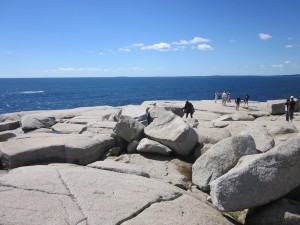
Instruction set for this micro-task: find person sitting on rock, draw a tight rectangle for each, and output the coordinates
[183,101,194,118]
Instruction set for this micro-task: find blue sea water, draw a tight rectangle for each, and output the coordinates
[1,76,300,114]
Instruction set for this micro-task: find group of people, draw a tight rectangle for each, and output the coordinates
[214,91,250,110]
[285,96,296,122]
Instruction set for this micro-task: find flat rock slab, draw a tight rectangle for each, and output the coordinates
[0,121,20,132]
[51,123,87,134]
[0,164,234,225]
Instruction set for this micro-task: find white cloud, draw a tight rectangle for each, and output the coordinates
[272,64,284,69]
[58,67,75,71]
[258,33,272,40]
[118,48,130,52]
[285,44,293,48]
[128,66,144,71]
[197,44,214,51]
[132,43,144,47]
[172,36,210,45]
[141,42,171,51]
[284,60,291,64]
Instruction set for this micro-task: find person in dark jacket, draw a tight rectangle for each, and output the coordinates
[183,101,194,118]
[289,96,296,121]
[284,98,290,121]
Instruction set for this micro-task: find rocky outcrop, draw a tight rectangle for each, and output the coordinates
[121,105,149,125]
[0,120,20,132]
[0,164,234,225]
[192,135,257,191]
[197,127,231,144]
[144,112,198,156]
[136,138,172,156]
[21,114,56,131]
[210,136,300,212]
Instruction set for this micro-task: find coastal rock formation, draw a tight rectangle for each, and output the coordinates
[21,114,56,131]
[210,136,300,212]
[144,112,198,156]
[0,99,300,224]
[192,135,257,191]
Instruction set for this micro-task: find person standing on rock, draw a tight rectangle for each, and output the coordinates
[235,96,241,110]
[244,94,250,107]
[289,96,296,122]
[183,101,195,118]
[222,91,227,106]
[284,98,290,121]
[214,91,218,103]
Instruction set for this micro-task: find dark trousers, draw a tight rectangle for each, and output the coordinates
[286,111,289,121]
[289,110,294,121]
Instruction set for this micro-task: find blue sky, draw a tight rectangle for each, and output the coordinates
[1,0,300,77]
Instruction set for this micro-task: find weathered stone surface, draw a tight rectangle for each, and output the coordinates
[231,113,255,121]
[121,105,149,125]
[123,194,234,225]
[0,121,20,132]
[241,125,275,152]
[227,122,250,136]
[108,154,192,189]
[51,123,87,134]
[21,114,56,131]
[245,198,300,225]
[113,115,145,142]
[127,140,139,153]
[183,118,199,128]
[192,135,257,191]
[87,160,150,177]
[136,138,172,156]
[210,137,300,212]
[197,127,231,144]
[144,113,198,156]
[0,164,234,225]
[267,100,286,115]
[0,133,115,169]
[0,130,17,142]
[83,121,116,136]
[213,121,229,128]
[147,106,174,124]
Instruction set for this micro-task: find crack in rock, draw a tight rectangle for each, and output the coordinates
[57,170,89,225]
[117,192,183,225]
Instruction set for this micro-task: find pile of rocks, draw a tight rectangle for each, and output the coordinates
[0,99,299,225]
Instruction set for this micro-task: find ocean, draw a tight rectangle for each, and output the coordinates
[1,76,300,114]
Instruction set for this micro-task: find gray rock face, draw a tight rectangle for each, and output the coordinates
[121,105,149,125]
[210,136,300,212]
[245,198,300,225]
[87,161,150,177]
[267,100,286,115]
[51,123,87,134]
[0,164,234,225]
[136,138,172,156]
[144,113,198,156]
[0,134,115,169]
[0,131,17,142]
[127,140,139,153]
[0,121,20,132]
[192,135,257,191]
[241,125,275,152]
[197,127,232,144]
[147,106,174,124]
[21,114,56,131]
[113,115,145,142]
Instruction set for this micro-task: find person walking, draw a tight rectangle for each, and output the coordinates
[289,96,296,122]
[244,94,250,107]
[182,101,195,118]
[284,98,290,121]
[235,96,241,110]
[214,91,218,103]
[222,91,227,106]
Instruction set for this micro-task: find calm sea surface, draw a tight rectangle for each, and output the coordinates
[1,76,300,114]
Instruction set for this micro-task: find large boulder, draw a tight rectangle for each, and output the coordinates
[113,115,145,142]
[245,198,300,225]
[192,135,257,191]
[121,105,149,125]
[144,113,198,156]
[21,114,56,131]
[51,123,87,134]
[0,121,20,132]
[0,164,234,225]
[266,100,286,115]
[210,136,300,212]
[197,127,231,144]
[136,138,172,156]
[241,125,275,152]
[0,133,115,169]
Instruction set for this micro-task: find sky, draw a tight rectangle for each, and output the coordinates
[1,0,300,77]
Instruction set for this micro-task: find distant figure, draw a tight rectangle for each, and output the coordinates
[227,91,231,103]
[214,91,218,103]
[182,101,195,118]
[222,91,227,106]
[244,94,250,107]
[289,96,296,122]
[235,96,241,110]
[284,98,290,121]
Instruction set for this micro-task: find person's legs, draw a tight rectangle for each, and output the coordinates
[286,111,289,121]
[289,110,294,121]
